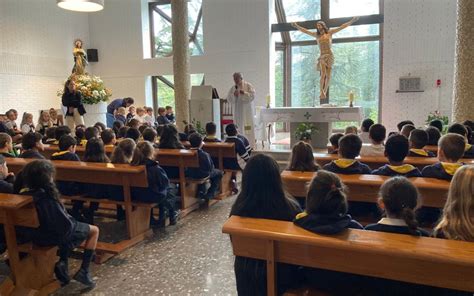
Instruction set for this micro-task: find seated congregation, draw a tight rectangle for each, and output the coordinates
[0,105,252,290]
[228,118,474,295]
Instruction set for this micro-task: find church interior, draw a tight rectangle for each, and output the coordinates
[1,0,474,295]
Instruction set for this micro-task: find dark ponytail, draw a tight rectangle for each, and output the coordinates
[306,170,348,216]
[22,160,61,203]
[379,176,420,234]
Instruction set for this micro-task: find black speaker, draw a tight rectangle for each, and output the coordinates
[87,49,98,62]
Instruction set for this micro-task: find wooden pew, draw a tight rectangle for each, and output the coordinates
[6,158,153,262]
[181,141,237,198]
[42,144,114,160]
[155,149,211,215]
[281,171,450,208]
[222,216,474,295]
[327,144,439,155]
[0,194,61,295]
[313,153,474,170]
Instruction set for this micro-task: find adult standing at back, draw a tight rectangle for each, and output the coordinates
[225,72,256,148]
[62,79,86,132]
[106,97,134,127]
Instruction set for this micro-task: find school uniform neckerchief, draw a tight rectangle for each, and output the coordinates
[441,162,463,175]
[388,164,417,174]
[409,148,429,156]
[80,139,88,146]
[465,144,473,152]
[19,187,30,194]
[334,159,356,168]
[295,211,308,220]
[51,151,69,157]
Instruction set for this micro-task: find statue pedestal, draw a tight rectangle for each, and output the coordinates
[83,102,107,127]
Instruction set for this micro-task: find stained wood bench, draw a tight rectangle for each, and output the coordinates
[222,216,474,296]
[6,158,152,262]
[313,153,474,170]
[281,171,450,208]
[0,194,61,295]
[327,144,439,155]
[42,144,114,160]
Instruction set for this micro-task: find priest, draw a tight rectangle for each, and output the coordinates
[225,72,256,147]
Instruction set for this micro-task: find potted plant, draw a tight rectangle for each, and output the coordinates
[295,123,318,143]
[426,110,449,133]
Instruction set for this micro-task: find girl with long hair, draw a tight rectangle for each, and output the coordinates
[287,141,320,172]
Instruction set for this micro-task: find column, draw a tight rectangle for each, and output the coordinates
[452,0,474,122]
[171,0,190,130]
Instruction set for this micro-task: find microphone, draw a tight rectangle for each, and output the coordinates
[235,85,239,96]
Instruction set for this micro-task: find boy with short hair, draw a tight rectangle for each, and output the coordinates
[400,124,416,138]
[115,107,127,125]
[235,125,251,155]
[408,129,435,157]
[0,155,15,193]
[359,118,374,143]
[43,126,57,144]
[447,123,474,158]
[186,133,223,200]
[142,127,159,148]
[19,132,45,159]
[360,124,386,156]
[101,129,116,148]
[224,124,250,193]
[165,106,175,123]
[83,126,99,146]
[156,107,170,125]
[372,134,421,177]
[51,135,81,162]
[429,119,443,132]
[422,134,466,181]
[204,122,221,143]
[144,107,156,127]
[54,125,72,145]
[397,120,414,132]
[0,133,16,158]
[133,107,147,125]
[328,133,343,154]
[322,134,371,174]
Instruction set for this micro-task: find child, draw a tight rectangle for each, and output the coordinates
[101,129,116,148]
[400,124,415,138]
[294,170,363,234]
[447,123,474,158]
[133,107,147,125]
[142,127,159,148]
[165,106,175,123]
[125,127,141,143]
[365,176,429,236]
[19,132,45,159]
[43,126,57,144]
[287,141,320,172]
[20,160,99,287]
[83,126,99,146]
[360,123,385,156]
[115,107,127,125]
[49,108,63,127]
[131,141,180,225]
[0,155,15,193]
[429,119,443,132]
[126,106,136,122]
[322,134,371,174]
[359,118,374,143]
[422,133,465,181]
[158,125,185,179]
[5,109,20,133]
[425,126,441,146]
[328,133,343,154]
[408,129,434,157]
[93,122,106,134]
[54,125,72,145]
[204,122,221,142]
[112,120,124,137]
[186,133,223,200]
[36,110,52,136]
[144,107,156,127]
[236,125,252,155]
[372,134,422,177]
[344,126,358,135]
[179,123,196,141]
[156,107,170,125]
[117,126,130,139]
[51,135,81,162]
[224,123,250,171]
[127,118,140,129]
[397,120,414,132]
[0,133,17,158]
[433,165,474,241]
[20,112,35,134]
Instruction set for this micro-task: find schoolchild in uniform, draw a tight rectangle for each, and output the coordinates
[408,129,435,157]
[322,134,371,174]
[447,123,474,158]
[422,133,465,181]
[287,141,320,172]
[328,133,343,154]
[372,134,422,177]
[19,132,45,159]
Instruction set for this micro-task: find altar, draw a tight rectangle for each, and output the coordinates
[259,106,363,149]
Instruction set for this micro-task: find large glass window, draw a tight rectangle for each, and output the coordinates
[150,0,203,58]
[154,74,205,110]
[273,0,382,124]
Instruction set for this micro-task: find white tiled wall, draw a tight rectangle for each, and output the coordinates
[1,0,89,117]
[382,0,456,131]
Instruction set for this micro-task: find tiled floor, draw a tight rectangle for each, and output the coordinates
[0,196,238,295]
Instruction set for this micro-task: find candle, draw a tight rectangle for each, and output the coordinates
[266,94,271,108]
[349,91,354,107]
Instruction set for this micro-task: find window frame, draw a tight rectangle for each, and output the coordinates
[273,0,384,123]
[149,0,204,58]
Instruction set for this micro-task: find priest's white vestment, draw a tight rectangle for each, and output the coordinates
[226,80,256,147]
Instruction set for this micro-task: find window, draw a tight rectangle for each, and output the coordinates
[273,0,383,125]
[150,0,203,58]
[153,74,205,110]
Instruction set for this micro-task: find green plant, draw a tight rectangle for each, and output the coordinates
[295,123,318,141]
[182,118,206,135]
[426,110,449,133]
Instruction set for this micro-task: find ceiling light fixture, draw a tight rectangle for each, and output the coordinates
[57,0,104,12]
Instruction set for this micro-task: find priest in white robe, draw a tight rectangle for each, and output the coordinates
[226,72,256,147]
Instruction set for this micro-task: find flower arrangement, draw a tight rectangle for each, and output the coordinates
[57,74,112,105]
[295,122,318,141]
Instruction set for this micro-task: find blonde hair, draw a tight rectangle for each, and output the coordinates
[344,125,358,135]
[21,112,33,126]
[117,107,126,115]
[434,165,474,241]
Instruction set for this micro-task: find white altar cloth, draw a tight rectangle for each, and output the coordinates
[259,106,363,124]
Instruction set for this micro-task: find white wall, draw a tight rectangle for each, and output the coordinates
[0,0,90,117]
[381,0,456,131]
[87,0,272,109]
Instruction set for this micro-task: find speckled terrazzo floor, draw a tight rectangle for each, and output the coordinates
[0,196,238,296]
